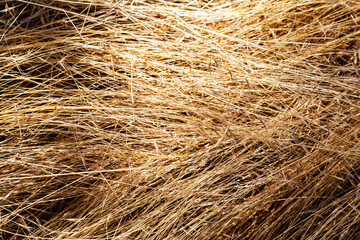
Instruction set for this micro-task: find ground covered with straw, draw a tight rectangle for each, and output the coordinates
[1,0,360,239]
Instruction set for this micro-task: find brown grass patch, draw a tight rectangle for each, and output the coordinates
[1,0,359,239]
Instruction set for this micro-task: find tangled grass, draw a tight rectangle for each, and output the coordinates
[1,0,359,239]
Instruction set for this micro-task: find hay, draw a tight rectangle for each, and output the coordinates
[1,0,359,239]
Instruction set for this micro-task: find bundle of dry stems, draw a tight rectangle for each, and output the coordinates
[1,0,360,239]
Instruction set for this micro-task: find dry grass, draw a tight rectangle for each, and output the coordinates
[1,0,359,239]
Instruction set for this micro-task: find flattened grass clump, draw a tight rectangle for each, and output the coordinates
[1,0,359,239]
